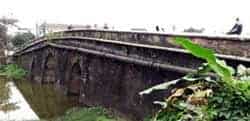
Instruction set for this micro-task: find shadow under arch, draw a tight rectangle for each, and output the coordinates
[42,53,57,84]
[29,56,36,81]
[67,62,82,96]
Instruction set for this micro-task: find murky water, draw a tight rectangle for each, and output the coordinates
[15,80,79,120]
[0,81,39,121]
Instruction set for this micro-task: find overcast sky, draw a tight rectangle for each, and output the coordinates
[1,0,250,34]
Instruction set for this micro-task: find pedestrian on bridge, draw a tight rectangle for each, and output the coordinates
[156,25,160,32]
[227,17,243,35]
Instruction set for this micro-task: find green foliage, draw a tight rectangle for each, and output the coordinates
[56,107,124,121]
[0,64,24,112]
[0,64,26,112]
[141,37,250,121]
[142,74,216,121]
[11,32,35,47]
[175,37,234,81]
[207,86,250,120]
[0,64,26,80]
[175,37,250,99]
[0,24,7,48]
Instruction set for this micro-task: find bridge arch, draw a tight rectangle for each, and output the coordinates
[29,56,36,81]
[67,62,82,95]
[64,54,84,96]
[42,51,57,84]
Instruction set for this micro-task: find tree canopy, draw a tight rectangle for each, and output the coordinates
[11,32,35,47]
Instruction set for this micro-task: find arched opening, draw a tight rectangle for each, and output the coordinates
[29,58,35,81]
[43,53,57,84]
[68,63,81,96]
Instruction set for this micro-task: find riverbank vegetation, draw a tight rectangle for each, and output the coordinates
[140,37,250,121]
[0,64,26,112]
[55,107,126,121]
[0,64,26,80]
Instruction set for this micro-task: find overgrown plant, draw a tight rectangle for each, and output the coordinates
[140,37,250,121]
[0,64,25,112]
[0,64,27,80]
[55,107,125,121]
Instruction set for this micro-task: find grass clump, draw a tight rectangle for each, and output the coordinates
[56,107,125,121]
[0,64,26,80]
[0,64,26,113]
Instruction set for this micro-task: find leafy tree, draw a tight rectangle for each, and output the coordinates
[11,32,35,47]
[0,24,7,48]
[0,24,8,59]
[0,17,19,49]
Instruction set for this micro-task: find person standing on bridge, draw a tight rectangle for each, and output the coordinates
[227,17,243,35]
[156,25,160,32]
[67,25,73,30]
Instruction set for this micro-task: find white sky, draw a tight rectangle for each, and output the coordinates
[1,0,250,34]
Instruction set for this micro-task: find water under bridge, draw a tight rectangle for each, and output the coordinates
[13,29,250,121]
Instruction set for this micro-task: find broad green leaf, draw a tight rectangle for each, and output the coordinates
[175,37,216,61]
[175,37,233,81]
[216,59,235,76]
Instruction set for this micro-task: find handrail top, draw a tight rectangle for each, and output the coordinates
[59,28,250,41]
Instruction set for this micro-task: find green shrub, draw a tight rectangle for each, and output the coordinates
[0,64,27,80]
[140,37,250,121]
[56,107,124,121]
[11,32,35,47]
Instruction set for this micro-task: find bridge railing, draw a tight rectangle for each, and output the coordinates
[16,29,250,58]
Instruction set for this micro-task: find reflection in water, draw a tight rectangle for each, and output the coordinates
[0,81,39,121]
[16,80,79,120]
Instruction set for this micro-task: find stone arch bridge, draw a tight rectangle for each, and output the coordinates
[13,29,250,121]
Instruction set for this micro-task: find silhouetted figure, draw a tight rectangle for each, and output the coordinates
[156,25,160,32]
[67,25,73,30]
[227,18,243,35]
[104,23,109,29]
